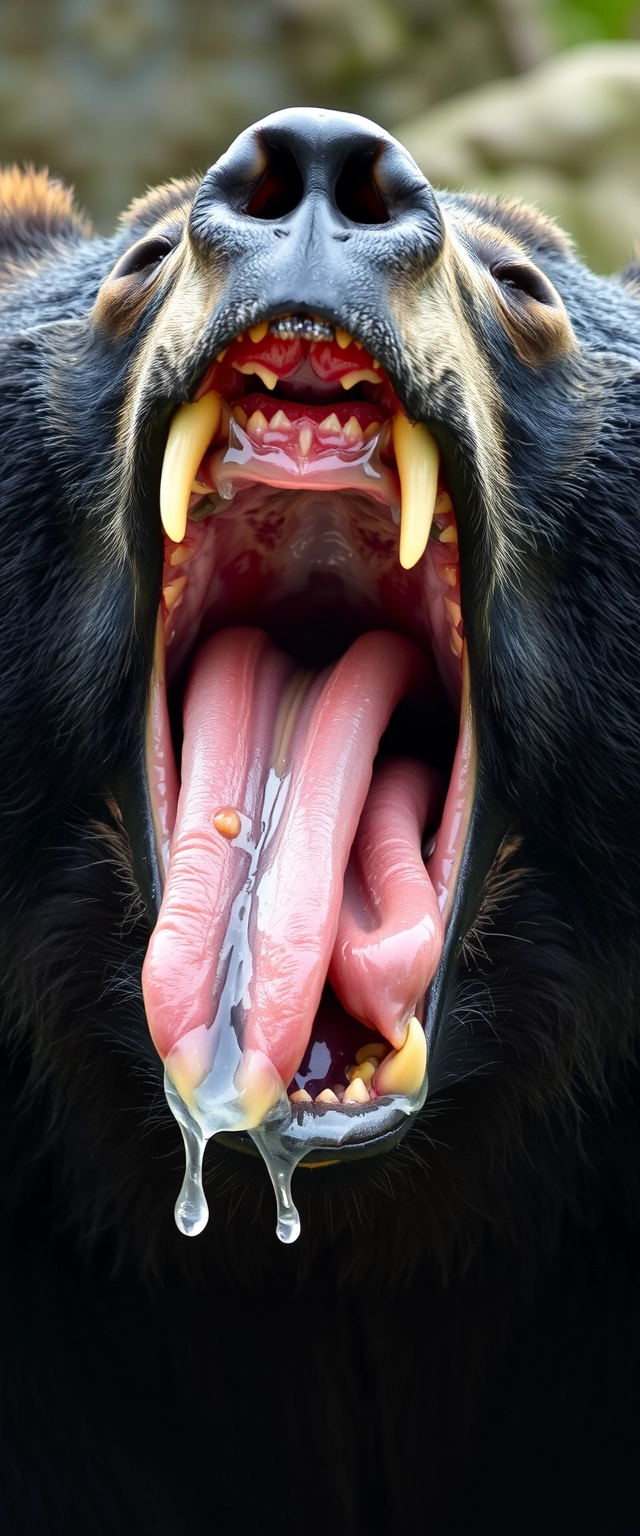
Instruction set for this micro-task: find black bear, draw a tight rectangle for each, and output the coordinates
[0,109,638,1534]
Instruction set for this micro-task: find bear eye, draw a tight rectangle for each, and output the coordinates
[492,261,556,306]
[111,236,174,281]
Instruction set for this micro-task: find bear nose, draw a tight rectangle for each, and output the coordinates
[191,106,443,256]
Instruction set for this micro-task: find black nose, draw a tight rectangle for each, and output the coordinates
[189,109,444,342]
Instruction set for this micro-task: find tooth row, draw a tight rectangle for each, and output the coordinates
[160,393,442,577]
[288,1021,427,1108]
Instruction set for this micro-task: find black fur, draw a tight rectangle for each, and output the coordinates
[0,132,639,1533]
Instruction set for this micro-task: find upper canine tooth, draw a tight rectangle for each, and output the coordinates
[392,415,439,571]
[374,1016,427,1098]
[160,392,222,544]
[236,362,278,390]
[340,369,380,389]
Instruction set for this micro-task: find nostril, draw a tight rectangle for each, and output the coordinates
[335,149,389,226]
[245,145,304,221]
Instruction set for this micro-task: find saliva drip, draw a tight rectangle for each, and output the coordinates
[163,757,427,1246]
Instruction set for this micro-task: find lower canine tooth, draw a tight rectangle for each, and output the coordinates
[392,415,439,571]
[160,392,222,544]
[374,1016,427,1098]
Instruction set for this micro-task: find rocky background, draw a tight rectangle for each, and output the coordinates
[0,0,639,270]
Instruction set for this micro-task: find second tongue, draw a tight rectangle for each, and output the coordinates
[143,625,431,1105]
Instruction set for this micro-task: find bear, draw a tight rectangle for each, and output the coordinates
[0,108,638,1534]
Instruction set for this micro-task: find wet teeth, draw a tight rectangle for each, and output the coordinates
[374,1015,427,1098]
[340,369,381,389]
[163,575,187,612]
[318,413,342,435]
[442,565,458,588]
[355,1042,387,1063]
[315,1088,340,1105]
[335,327,353,349]
[290,1088,313,1103]
[345,1060,376,1086]
[249,320,269,342]
[233,404,248,427]
[343,415,364,443]
[160,391,222,544]
[169,541,195,566]
[215,347,228,361]
[299,425,313,455]
[343,1078,370,1104]
[270,409,291,431]
[392,415,440,571]
[439,525,458,544]
[236,362,278,390]
[363,420,381,441]
[247,409,269,436]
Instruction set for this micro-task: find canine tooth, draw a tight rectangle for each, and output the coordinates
[445,597,462,626]
[335,327,353,349]
[340,369,380,389]
[355,1042,387,1063]
[318,413,342,434]
[160,392,222,544]
[450,627,463,658]
[439,525,458,545]
[236,362,279,390]
[246,409,269,436]
[315,1088,340,1105]
[393,415,439,571]
[163,575,187,612]
[169,542,195,566]
[270,409,291,431]
[346,1060,376,1086]
[344,415,364,442]
[249,320,269,342]
[374,1016,427,1099]
[299,425,313,455]
[212,806,242,840]
[343,1078,370,1104]
[233,405,248,427]
[363,420,381,440]
[290,1089,313,1103]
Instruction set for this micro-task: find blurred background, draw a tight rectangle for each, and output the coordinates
[1,0,640,270]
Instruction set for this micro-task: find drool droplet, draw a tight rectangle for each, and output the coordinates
[174,1117,209,1237]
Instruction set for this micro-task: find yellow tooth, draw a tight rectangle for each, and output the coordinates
[374,1016,427,1098]
[246,409,269,436]
[318,413,342,434]
[344,415,364,442]
[363,420,381,441]
[233,404,248,427]
[343,1077,370,1104]
[392,415,440,571]
[316,1088,339,1105]
[335,327,353,349]
[290,1088,313,1103]
[345,1060,376,1086]
[436,490,453,514]
[169,541,195,566]
[439,524,458,545]
[160,392,222,544]
[298,425,313,455]
[445,597,462,626]
[340,369,380,389]
[215,347,228,362]
[355,1041,387,1063]
[442,564,458,587]
[163,575,187,612]
[235,362,278,390]
[450,627,463,658]
[249,320,269,342]
[212,806,242,840]
[270,409,291,431]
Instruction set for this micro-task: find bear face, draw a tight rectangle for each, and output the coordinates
[0,109,638,1280]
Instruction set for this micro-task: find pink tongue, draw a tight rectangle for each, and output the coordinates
[143,626,431,1089]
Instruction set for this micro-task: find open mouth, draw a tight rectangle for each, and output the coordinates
[139,313,475,1241]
